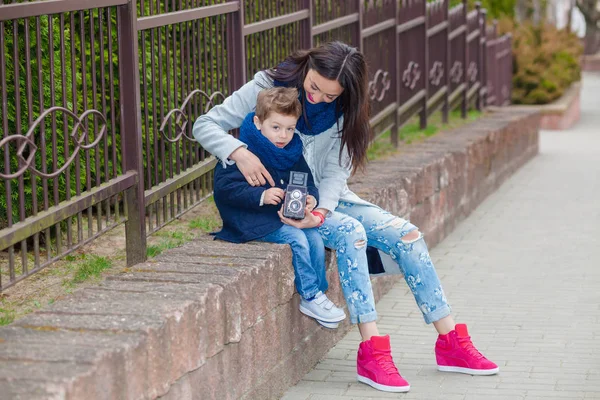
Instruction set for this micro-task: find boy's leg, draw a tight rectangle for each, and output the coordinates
[303,227,328,293]
[258,225,320,299]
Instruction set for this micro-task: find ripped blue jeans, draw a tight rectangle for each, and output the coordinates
[318,201,451,324]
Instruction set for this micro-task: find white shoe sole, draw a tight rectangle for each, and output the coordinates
[299,305,346,323]
[437,365,499,375]
[357,375,410,392]
[316,320,339,329]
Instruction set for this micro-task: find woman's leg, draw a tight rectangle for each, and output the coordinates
[318,211,378,326]
[337,202,498,375]
[336,201,452,329]
[319,210,411,392]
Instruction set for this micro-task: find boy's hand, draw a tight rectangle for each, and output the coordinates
[263,188,285,205]
[306,195,317,211]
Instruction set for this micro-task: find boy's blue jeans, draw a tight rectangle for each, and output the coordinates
[259,225,327,299]
[318,201,451,325]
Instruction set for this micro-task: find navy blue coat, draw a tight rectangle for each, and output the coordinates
[213,156,319,243]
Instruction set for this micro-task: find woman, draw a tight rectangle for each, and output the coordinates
[193,41,498,393]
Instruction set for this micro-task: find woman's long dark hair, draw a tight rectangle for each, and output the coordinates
[266,41,371,174]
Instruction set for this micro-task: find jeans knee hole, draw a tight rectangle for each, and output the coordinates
[400,230,421,244]
[354,239,366,249]
[376,217,406,231]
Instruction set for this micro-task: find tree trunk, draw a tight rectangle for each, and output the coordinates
[515,0,529,23]
[584,20,600,54]
[566,1,574,33]
[532,0,542,24]
[576,0,600,54]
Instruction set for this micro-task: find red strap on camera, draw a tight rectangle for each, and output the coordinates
[311,210,325,227]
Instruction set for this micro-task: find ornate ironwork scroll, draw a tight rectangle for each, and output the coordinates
[468,61,478,83]
[450,61,463,84]
[402,62,421,90]
[0,107,108,180]
[159,90,226,143]
[429,61,444,86]
[368,69,391,102]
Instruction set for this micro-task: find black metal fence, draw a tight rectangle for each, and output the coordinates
[0,0,512,291]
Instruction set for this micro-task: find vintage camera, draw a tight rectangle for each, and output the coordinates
[283,171,308,220]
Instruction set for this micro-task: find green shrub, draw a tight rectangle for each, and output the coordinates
[448,0,516,19]
[501,18,582,105]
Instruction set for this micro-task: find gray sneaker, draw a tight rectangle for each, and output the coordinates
[299,292,346,323]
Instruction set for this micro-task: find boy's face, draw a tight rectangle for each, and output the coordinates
[253,112,298,148]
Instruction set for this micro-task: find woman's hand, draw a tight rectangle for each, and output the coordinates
[306,195,317,212]
[278,207,322,229]
[230,147,275,187]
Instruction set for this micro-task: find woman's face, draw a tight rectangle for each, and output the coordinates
[303,69,344,104]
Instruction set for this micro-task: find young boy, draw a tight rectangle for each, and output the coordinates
[212,87,346,327]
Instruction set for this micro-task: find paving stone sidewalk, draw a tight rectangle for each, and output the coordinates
[281,72,600,400]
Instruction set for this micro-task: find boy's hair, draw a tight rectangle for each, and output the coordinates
[255,87,302,122]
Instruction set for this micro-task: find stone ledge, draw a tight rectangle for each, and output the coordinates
[500,82,580,130]
[0,108,540,400]
[582,53,600,72]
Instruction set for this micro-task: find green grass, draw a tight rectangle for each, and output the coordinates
[146,245,166,258]
[146,229,196,258]
[0,307,15,326]
[69,255,113,285]
[146,198,220,257]
[367,109,483,161]
[188,215,220,232]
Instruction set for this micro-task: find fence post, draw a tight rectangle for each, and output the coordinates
[227,1,246,93]
[420,0,428,129]
[480,9,487,108]
[442,0,449,124]
[474,2,482,111]
[507,33,513,105]
[117,0,147,266]
[393,0,400,147]
[461,0,468,118]
[492,20,499,106]
[357,0,364,52]
[300,0,313,49]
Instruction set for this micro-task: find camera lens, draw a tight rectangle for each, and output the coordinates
[291,190,301,199]
[289,200,301,212]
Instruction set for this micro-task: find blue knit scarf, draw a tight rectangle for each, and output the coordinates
[239,112,303,171]
[273,79,340,136]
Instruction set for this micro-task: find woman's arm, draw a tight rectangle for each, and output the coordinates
[213,166,267,210]
[192,71,275,186]
[314,124,352,214]
[295,156,319,204]
[279,133,351,229]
